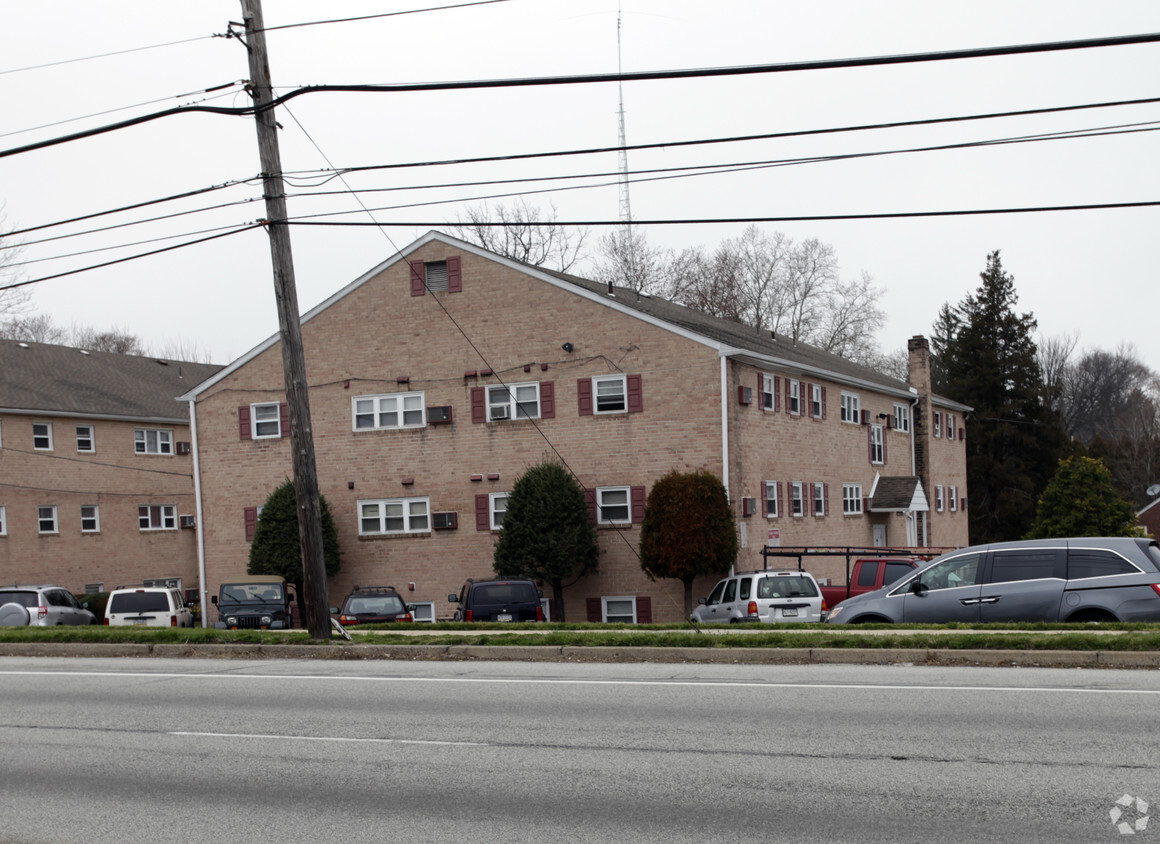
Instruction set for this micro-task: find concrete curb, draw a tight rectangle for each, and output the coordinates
[1,642,1158,669]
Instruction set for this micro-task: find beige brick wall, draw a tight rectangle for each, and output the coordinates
[193,242,971,623]
[0,414,200,595]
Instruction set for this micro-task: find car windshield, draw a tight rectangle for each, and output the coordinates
[473,583,536,604]
[0,591,39,608]
[757,575,819,599]
[220,584,283,603]
[109,592,169,613]
[346,595,404,615]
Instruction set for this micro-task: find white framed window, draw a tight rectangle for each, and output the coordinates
[787,379,801,415]
[353,392,425,431]
[935,485,945,512]
[840,392,860,424]
[790,482,804,517]
[33,422,53,451]
[764,481,779,518]
[949,486,958,512]
[487,383,540,421]
[139,504,176,531]
[135,428,173,455]
[761,374,776,410]
[489,492,509,530]
[250,402,282,438]
[358,497,430,535]
[602,595,638,623]
[870,424,884,465]
[933,412,942,438]
[842,484,863,515]
[813,482,826,516]
[893,403,910,433]
[76,425,95,452]
[592,374,627,414]
[597,486,631,524]
[947,414,956,440]
[0,505,6,536]
[810,384,824,419]
[81,505,100,533]
[38,505,59,534]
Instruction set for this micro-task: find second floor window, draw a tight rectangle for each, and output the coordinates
[135,428,172,455]
[810,384,824,419]
[76,425,95,452]
[813,482,826,516]
[593,375,627,413]
[893,403,910,433]
[489,493,509,529]
[597,486,631,524]
[840,392,860,423]
[843,484,863,515]
[764,481,779,518]
[353,393,425,430]
[139,504,176,530]
[38,505,58,533]
[870,424,884,464]
[488,383,540,421]
[251,403,282,438]
[787,380,801,415]
[790,482,804,517]
[359,497,430,535]
[81,505,100,533]
[33,423,53,450]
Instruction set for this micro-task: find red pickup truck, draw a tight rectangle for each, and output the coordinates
[819,557,923,610]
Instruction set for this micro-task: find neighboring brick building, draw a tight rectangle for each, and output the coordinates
[0,339,221,595]
[1139,497,1160,539]
[182,231,970,623]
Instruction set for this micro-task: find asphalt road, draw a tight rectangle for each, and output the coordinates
[1,657,1157,843]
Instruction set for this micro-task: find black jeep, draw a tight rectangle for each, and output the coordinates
[211,577,295,629]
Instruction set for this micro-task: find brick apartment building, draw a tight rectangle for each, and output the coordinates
[0,339,221,595]
[181,231,970,623]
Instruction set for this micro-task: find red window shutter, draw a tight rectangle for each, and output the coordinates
[626,374,643,413]
[586,597,602,622]
[475,494,490,530]
[636,596,652,624]
[862,495,870,513]
[631,485,646,523]
[238,406,251,440]
[577,379,593,416]
[774,376,781,412]
[540,381,555,419]
[861,409,870,425]
[758,373,764,406]
[824,483,830,516]
[821,387,827,419]
[784,378,791,414]
[446,255,462,292]
[959,428,965,441]
[584,487,597,525]
[244,506,258,541]
[279,402,290,438]
[962,496,968,510]
[409,260,426,296]
[471,387,486,423]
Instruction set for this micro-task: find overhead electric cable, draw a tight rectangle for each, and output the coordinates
[3,33,1158,159]
[245,0,512,34]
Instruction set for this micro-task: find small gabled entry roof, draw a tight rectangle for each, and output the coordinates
[868,476,929,512]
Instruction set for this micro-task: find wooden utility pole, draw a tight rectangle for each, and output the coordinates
[238,0,330,639]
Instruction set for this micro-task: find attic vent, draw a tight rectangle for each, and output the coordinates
[17,342,29,349]
[425,261,448,292]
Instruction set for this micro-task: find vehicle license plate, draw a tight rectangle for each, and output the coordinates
[781,608,798,617]
[496,613,513,622]
[130,619,148,625]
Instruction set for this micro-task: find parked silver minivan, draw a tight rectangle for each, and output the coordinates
[826,537,1160,624]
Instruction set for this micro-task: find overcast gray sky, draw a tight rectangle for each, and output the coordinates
[2,0,1158,370]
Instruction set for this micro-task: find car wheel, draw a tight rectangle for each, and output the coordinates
[0,602,31,626]
[1068,609,1116,624]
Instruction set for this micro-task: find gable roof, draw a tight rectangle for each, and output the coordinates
[868,476,929,512]
[0,339,222,423]
[180,230,964,408]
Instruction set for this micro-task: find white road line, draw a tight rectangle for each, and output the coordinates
[171,731,485,746]
[1,669,1159,694]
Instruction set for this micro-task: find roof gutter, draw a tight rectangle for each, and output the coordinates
[720,347,917,402]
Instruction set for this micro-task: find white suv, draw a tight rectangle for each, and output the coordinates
[691,570,826,624]
[105,587,193,627]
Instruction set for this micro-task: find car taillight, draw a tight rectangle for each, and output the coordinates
[170,615,177,627]
[535,606,545,622]
[822,598,829,612]
[103,618,109,625]
[747,601,759,618]
[36,605,48,620]
[464,609,473,622]
[339,616,358,625]
[402,613,413,623]
[1151,584,1160,598]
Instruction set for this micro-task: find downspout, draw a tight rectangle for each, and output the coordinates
[189,399,208,628]
[719,353,730,501]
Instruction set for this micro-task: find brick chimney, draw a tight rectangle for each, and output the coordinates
[907,335,933,503]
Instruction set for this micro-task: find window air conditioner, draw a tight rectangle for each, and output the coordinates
[428,405,453,424]
[490,405,510,420]
[432,512,458,530]
[179,515,196,529]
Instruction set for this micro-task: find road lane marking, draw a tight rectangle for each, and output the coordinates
[171,731,484,746]
[1,669,1160,695]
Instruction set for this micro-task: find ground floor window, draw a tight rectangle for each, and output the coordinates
[358,497,430,535]
[842,484,863,515]
[602,595,637,623]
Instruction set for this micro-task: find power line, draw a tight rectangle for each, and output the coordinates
[4,32,1158,159]
[0,35,215,77]
[244,0,512,34]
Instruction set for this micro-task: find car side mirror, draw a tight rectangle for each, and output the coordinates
[909,580,926,595]
[447,594,459,603]
[406,604,416,612]
[210,595,218,605]
[698,597,708,606]
[328,607,339,614]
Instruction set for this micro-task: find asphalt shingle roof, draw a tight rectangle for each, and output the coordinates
[0,339,222,421]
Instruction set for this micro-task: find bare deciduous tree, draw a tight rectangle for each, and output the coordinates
[592,227,671,294]
[448,200,588,272]
[0,207,31,319]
